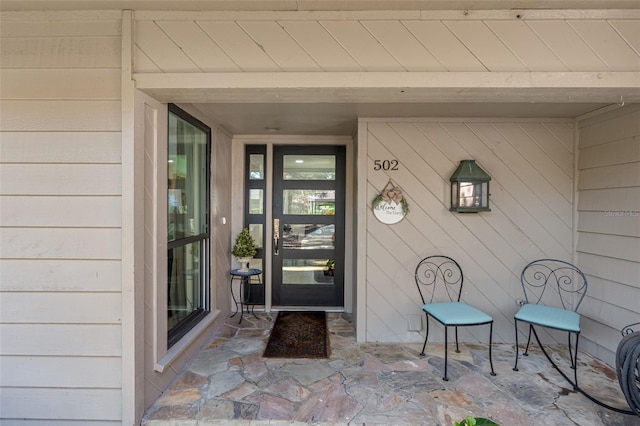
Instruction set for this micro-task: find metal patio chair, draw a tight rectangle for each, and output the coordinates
[415,255,496,381]
[513,258,588,388]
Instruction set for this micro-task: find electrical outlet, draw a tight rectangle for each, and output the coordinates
[408,314,422,331]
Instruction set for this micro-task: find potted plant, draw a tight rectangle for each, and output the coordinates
[324,259,335,276]
[232,227,257,272]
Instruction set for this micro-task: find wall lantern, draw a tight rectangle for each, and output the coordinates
[450,160,491,213]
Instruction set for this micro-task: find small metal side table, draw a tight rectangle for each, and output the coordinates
[229,268,262,323]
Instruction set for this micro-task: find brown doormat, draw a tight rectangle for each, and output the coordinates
[263,311,329,358]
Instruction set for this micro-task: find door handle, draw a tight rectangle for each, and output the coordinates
[273,219,280,256]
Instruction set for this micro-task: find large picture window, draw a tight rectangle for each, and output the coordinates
[167,105,210,347]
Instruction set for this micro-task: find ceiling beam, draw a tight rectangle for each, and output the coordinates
[134,71,640,104]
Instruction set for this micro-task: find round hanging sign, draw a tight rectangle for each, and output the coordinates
[372,181,408,225]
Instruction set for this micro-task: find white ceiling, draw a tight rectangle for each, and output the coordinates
[191,101,610,136]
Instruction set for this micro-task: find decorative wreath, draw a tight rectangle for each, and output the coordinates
[372,181,409,214]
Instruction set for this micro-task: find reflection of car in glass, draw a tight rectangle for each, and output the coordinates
[300,225,335,249]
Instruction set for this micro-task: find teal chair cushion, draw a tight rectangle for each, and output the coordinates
[515,303,580,333]
[423,302,492,325]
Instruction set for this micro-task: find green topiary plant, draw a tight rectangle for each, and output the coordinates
[455,416,499,426]
[232,227,257,258]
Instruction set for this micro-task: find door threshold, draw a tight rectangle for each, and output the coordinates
[270,306,345,312]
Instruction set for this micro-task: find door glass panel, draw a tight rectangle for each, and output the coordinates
[249,224,263,249]
[282,259,334,285]
[283,155,335,180]
[282,190,335,215]
[249,154,264,180]
[249,189,264,214]
[282,224,335,249]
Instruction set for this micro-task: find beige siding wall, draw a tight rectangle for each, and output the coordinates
[133,12,640,74]
[361,118,574,344]
[576,104,640,366]
[0,11,123,424]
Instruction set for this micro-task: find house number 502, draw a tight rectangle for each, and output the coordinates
[373,159,399,171]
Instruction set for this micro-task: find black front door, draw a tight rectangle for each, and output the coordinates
[271,145,345,307]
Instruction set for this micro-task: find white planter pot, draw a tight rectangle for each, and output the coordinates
[237,257,252,272]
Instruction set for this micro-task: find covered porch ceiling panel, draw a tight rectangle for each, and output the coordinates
[135,71,640,135]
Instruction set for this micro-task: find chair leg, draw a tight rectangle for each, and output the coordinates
[443,326,449,381]
[568,332,575,369]
[513,318,520,372]
[489,322,496,376]
[455,326,460,353]
[420,313,429,356]
[572,333,580,389]
[523,324,533,356]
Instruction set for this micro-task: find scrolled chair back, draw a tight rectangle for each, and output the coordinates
[415,255,463,305]
[520,258,587,312]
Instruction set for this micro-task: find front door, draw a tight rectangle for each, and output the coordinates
[272,145,345,307]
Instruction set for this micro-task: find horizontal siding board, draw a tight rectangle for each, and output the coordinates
[577,232,640,262]
[568,20,640,71]
[578,253,640,288]
[0,20,121,36]
[0,292,121,323]
[578,136,640,169]
[403,20,485,71]
[198,21,279,71]
[134,20,199,72]
[1,196,121,227]
[578,163,640,190]
[0,69,120,100]
[444,20,527,71]
[0,259,122,292]
[0,164,121,195]
[238,21,321,71]
[156,21,240,72]
[485,20,567,71]
[0,36,121,69]
[1,356,121,387]
[0,324,121,356]
[0,420,120,426]
[0,388,121,421]
[579,109,640,148]
[0,101,121,131]
[586,275,640,315]
[279,20,362,71]
[0,228,121,259]
[0,132,121,164]
[578,211,640,237]
[320,21,404,71]
[577,187,640,211]
[362,20,445,71]
[527,20,609,71]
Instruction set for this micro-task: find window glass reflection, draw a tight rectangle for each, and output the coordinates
[283,155,335,180]
[249,189,264,214]
[283,190,335,215]
[282,259,334,285]
[282,224,335,250]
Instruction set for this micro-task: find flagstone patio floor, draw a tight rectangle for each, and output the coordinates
[142,312,638,425]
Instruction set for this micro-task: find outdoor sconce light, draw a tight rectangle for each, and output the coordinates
[450,160,491,213]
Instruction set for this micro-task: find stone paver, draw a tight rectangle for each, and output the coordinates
[142,313,637,425]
